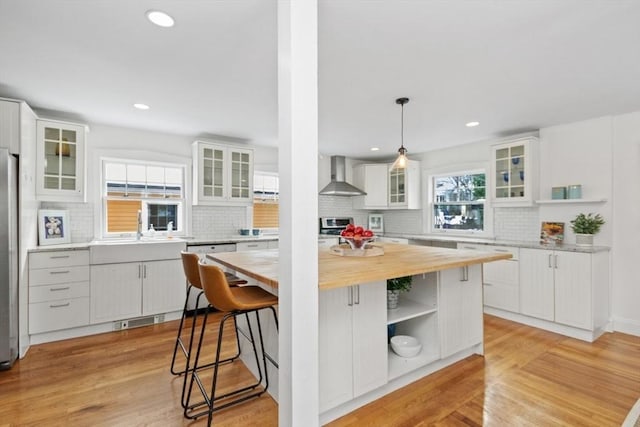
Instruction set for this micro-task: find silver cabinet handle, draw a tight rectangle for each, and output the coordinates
[50,270,70,275]
[460,266,469,281]
[49,255,70,259]
[462,246,476,250]
[347,287,353,306]
[143,264,147,279]
[354,285,360,305]
[50,302,70,308]
[493,249,509,253]
[247,244,258,248]
[50,286,70,292]
[548,254,553,268]
[554,255,558,269]
[138,264,142,279]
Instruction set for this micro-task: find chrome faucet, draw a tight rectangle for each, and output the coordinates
[136,210,143,240]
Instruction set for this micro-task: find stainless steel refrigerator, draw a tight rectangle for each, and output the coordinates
[0,148,19,370]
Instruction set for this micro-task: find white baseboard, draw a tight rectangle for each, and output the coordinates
[29,310,181,346]
[612,316,640,337]
[483,307,604,342]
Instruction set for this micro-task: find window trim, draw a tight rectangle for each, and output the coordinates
[100,157,187,239]
[424,164,493,237]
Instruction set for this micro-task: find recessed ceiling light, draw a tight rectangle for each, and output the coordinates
[146,10,175,28]
[133,103,150,110]
[466,121,480,127]
[370,147,380,151]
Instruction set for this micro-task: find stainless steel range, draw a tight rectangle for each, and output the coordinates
[319,217,353,236]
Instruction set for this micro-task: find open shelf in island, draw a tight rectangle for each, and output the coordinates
[387,299,437,324]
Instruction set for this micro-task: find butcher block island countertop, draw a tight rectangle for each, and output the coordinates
[206,242,512,290]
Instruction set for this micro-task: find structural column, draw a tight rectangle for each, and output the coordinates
[277,0,319,426]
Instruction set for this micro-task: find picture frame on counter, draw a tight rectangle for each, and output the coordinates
[38,209,70,246]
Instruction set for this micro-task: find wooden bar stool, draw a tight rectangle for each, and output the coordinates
[170,251,247,408]
[183,261,278,425]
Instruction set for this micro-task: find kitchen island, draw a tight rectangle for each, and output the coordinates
[207,243,511,424]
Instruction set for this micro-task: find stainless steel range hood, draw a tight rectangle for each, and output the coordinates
[319,156,366,196]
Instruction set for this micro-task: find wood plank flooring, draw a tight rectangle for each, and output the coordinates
[1,314,639,426]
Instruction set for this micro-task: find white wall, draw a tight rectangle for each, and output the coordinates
[538,117,613,246]
[611,111,640,335]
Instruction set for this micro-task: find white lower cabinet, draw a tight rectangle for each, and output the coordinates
[28,250,90,334]
[319,281,387,412]
[90,259,184,324]
[439,265,483,358]
[520,248,609,331]
[457,243,520,313]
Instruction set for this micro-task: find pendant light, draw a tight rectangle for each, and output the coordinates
[391,97,410,170]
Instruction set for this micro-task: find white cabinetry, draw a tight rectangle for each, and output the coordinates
[352,160,420,210]
[388,160,420,209]
[90,259,185,324]
[457,243,519,313]
[36,119,87,202]
[520,248,609,331]
[0,99,20,154]
[319,281,387,412]
[439,265,483,358]
[352,163,388,209]
[236,241,270,252]
[490,136,538,206]
[377,237,409,244]
[192,141,253,206]
[28,250,90,334]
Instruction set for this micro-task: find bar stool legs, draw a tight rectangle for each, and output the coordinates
[183,305,279,425]
[170,286,242,409]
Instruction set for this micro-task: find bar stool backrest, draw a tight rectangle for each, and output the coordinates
[198,261,239,312]
[181,251,203,290]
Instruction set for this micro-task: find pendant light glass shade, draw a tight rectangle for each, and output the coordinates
[391,97,410,170]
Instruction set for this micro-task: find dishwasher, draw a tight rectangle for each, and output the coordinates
[185,243,237,310]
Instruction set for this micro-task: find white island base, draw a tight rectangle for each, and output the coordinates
[233,264,484,425]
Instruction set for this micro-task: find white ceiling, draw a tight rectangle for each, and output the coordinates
[1,0,639,160]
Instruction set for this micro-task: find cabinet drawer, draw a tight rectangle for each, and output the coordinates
[236,241,269,251]
[483,282,519,312]
[378,237,409,244]
[30,250,89,269]
[29,265,90,286]
[457,244,519,260]
[30,281,90,303]
[29,297,90,334]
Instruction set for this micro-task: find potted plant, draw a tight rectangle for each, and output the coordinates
[570,213,605,246]
[386,275,412,309]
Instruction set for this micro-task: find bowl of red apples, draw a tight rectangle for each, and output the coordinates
[340,224,375,250]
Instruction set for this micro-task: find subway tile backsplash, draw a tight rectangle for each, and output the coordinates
[192,205,249,239]
[493,207,539,242]
[46,197,540,244]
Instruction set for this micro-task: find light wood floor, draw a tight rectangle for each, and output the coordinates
[1,314,639,426]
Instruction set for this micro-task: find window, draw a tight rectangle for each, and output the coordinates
[430,170,487,234]
[253,172,279,229]
[102,159,185,236]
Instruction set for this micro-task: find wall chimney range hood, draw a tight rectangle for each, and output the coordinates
[319,156,366,196]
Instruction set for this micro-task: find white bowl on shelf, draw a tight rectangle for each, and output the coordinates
[390,335,422,358]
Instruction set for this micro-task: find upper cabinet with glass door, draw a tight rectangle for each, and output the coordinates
[193,141,253,205]
[388,159,421,209]
[490,136,538,206]
[36,119,87,202]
